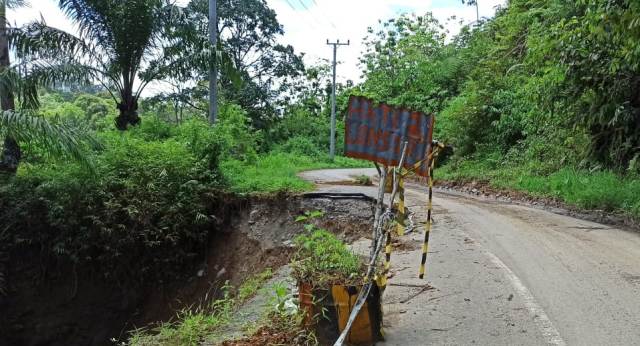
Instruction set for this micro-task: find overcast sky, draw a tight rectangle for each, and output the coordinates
[11,0,506,86]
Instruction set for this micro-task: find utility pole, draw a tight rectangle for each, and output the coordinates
[475,0,479,23]
[326,39,349,161]
[208,0,218,124]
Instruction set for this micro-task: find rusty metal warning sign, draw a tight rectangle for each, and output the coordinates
[344,96,435,176]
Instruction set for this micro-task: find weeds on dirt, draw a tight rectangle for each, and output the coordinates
[127,269,274,346]
[354,174,373,186]
[237,268,273,302]
[217,279,318,346]
[291,213,364,287]
[220,310,317,346]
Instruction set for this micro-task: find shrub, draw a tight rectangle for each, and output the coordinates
[291,229,363,287]
[276,136,323,158]
[0,131,223,284]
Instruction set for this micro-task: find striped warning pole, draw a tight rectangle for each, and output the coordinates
[419,151,436,279]
[381,143,408,288]
[396,171,406,236]
[380,228,391,288]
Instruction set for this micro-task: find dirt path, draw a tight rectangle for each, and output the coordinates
[300,168,640,346]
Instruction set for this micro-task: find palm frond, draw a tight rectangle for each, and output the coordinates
[57,0,115,51]
[0,64,38,108]
[10,21,104,64]
[0,110,102,171]
[142,43,243,94]
[26,61,121,102]
[5,0,30,9]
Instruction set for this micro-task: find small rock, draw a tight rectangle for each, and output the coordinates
[216,267,227,279]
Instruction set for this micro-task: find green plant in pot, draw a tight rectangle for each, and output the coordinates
[291,213,383,345]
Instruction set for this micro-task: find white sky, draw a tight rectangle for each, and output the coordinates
[11,0,506,87]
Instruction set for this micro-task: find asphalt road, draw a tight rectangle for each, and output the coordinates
[300,168,640,346]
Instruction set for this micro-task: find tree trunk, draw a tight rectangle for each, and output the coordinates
[115,98,140,131]
[0,137,20,173]
[0,1,20,174]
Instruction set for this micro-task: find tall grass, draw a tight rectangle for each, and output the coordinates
[220,152,368,194]
[438,161,640,218]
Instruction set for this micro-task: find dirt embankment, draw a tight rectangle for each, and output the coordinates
[0,194,373,346]
[431,179,640,232]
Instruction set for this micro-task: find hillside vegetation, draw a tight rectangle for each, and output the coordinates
[356,0,640,217]
[1,0,639,344]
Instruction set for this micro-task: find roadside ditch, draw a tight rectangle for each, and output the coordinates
[0,194,374,346]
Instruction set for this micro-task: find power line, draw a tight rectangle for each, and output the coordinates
[283,0,297,11]
[304,0,338,30]
[297,0,336,30]
[284,0,319,30]
[296,0,311,12]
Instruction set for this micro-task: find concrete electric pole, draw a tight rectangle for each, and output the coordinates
[326,39,349,161]
[209,0,218,124]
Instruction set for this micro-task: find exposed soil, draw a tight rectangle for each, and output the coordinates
[219,321,312,346]
[0,194,374,346]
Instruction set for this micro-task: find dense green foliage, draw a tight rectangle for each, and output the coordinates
[12,0,187,130]
[357,0,640,215]
[360,0,640,170]
[0,118,223,283]
[0,86,364,284]
[2,0,639,323]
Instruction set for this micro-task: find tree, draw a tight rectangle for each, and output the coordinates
[358,14,459,113]
[0,0,99,173]
[12,0,186,130]
[550,0,640,166]
[0,0,25,172]
[172,0,304,128]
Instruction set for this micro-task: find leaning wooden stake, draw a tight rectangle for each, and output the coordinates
[334,143,408,346]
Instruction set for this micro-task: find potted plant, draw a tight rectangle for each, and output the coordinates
[291,221,383,345]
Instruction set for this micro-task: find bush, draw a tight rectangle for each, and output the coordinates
[291,229,363,287]
[276,136,323,158]
[0,130,223,284]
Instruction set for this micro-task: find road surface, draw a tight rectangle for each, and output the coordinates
[300,168,640,346]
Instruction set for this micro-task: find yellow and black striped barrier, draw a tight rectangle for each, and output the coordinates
[419,157,435,279]
[380,141,445,282]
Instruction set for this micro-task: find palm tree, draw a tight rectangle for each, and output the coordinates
[1,0,26,172]
[12,0,189,130]
[0,0,99,173]
[0,110,101,171]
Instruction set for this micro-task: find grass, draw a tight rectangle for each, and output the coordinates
[291,228,364,287]
[220,151,369,194]
[128,269,275,346]
[437,159,640,218]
